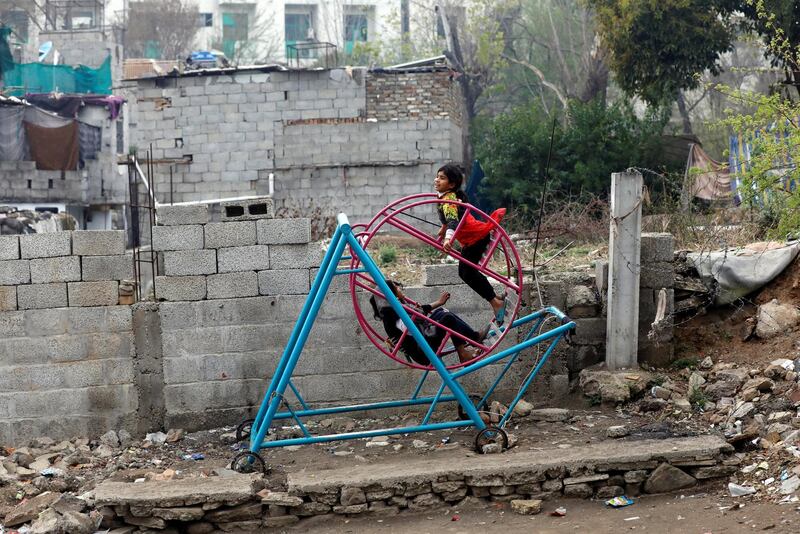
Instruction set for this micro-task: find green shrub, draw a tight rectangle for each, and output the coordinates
[378,244,397,266]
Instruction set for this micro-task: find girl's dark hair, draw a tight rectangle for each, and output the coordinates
[437,163,468,202]
[369,280,401,320]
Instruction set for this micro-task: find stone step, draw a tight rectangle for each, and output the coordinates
[288,435,733,493]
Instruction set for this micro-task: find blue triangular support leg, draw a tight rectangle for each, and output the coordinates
[247,213,486,453]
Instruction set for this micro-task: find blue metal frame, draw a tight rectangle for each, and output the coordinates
[247,213,575,452]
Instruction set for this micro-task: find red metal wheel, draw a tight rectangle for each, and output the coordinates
[349,194,523,371]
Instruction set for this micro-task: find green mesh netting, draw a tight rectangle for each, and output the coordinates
[2,55,111,96]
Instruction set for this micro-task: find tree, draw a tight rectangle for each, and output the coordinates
[587,0,740,134]
[716,1,800,236]
[123,0,199,60]
[475,100,671,215]
[499,0,609,114]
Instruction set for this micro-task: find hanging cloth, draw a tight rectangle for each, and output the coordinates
[23,106,72,128]
[23,120,79,171]
[0,106,26,161]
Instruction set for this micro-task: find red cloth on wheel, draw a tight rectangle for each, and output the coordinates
[455,208,506,247]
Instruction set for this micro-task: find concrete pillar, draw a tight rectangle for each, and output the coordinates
[132,302,166,434]
[605,171,643,370]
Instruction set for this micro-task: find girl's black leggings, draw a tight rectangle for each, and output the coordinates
[458,235,496,302]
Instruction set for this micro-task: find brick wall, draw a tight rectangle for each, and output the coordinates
[130,67,463,226]
[365,71,463,125]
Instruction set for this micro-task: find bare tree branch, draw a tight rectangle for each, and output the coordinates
[502,53,569,109]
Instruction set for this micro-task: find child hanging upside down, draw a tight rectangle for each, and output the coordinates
[369,280,490,365]
[434,163,509,324]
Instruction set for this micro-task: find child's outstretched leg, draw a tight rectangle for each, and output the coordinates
[458,235,507,323]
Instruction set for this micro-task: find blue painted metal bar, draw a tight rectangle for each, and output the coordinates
[269,394,458,420]
[452,320,575,379]
[249,225,346,444]
[421,383,446,426]
[411,371,430,400]
[499,333,563,427]
[258,420,475,449]
[344,230,487,430]
[249,225,349,452]
[335,268,369,275]
[288,381,309,410]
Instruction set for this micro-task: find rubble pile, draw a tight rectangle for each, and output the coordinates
[586,354,800,503]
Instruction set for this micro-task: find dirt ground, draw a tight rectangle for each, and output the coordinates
[674,255,800,368]
[289,489,800,533]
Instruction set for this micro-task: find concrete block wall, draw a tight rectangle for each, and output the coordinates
[130,67,463,225]
[0,230,132,311]
[0,305,137,445]
[0,161,85,204]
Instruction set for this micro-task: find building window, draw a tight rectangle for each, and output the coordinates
[1,10,29,43]
[222,12,248,57]
[344,12,368,55]
[285,5,315,59]
[198,12,213,28]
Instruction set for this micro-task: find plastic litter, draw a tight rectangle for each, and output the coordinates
[624,516,640,521]
[550,507,567,517]
[182,453,205,461]
[728,483,757,497]
[40,467,65,477]
[606,496,635,508]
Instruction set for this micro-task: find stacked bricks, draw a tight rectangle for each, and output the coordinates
[0,161,85,204]
[365,70,463,125]
[637,233,675,366]
[0,230,131,311]
[153,201,314,303]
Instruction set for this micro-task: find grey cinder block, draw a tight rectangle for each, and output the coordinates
[152,225,204,251]
[204,221,257,248]
[270,244,315,269]
[639,261,674,289]
[17,283,68,309]
[0,235,19,260]
[82,254,134,281]
[640,233,674,263]
[0,286,16,311]
[157,204,209,226]
[164,249,217,276]
[155,275,207,301]
[30,256,81,284]
[256,218,311,245]
[68,281,119,307]
[217,245,270,272]
[0,259,31,285]
[207,271,259,299]
[72,230,125,256]
[258,269,310,295]
[20,232,71,258]
[422,263,460,286]
[219,197,274,221]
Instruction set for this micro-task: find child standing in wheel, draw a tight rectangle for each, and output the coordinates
[434,163,508,324]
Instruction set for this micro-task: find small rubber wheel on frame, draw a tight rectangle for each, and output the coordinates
[230,451,269,475]
[474,426,509,454]
[457,395,487,421]
[235,418,255,442]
